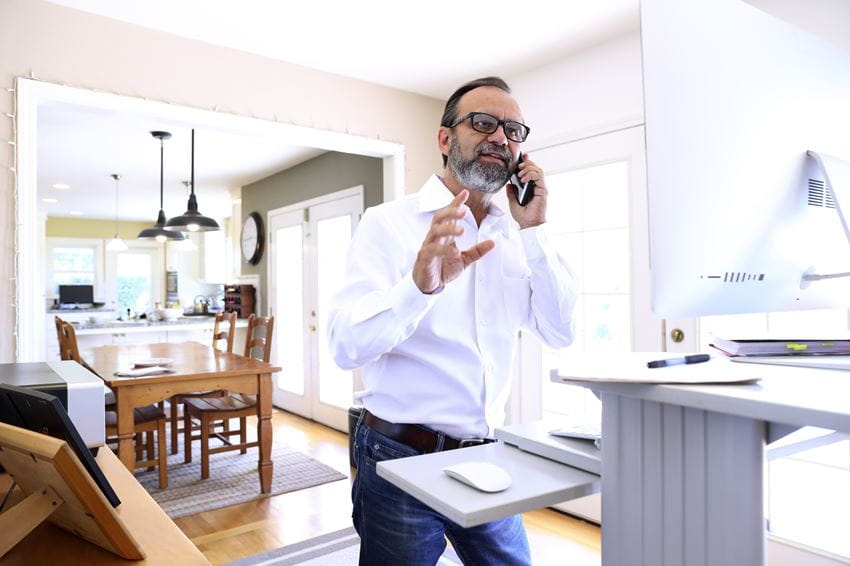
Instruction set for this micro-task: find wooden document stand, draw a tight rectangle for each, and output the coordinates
[0,422,144,560]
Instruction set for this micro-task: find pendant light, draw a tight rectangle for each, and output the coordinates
[138,131,185,242]
[173,181,199,251]
[165,128,220,232]
[105,173,129,251]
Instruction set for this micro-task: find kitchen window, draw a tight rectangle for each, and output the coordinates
[46,238,104,299]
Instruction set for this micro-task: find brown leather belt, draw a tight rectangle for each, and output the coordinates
[363,410,492,453]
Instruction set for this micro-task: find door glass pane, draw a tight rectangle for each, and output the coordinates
[542,161,630,421]
[276,225,305,395]
[116,253,152,313]
[317,214,353,409]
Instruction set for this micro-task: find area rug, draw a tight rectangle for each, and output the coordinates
[135,441,347,518]
[225,527,463,566]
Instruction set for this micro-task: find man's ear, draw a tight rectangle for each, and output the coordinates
[438,127,452,161]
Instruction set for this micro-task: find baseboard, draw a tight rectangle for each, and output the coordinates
[767,535,850,566]
[548,497,849,565]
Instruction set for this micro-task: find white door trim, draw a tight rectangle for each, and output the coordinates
[267,187,363,431]
[266,185,364,220]
[15,78,404,361]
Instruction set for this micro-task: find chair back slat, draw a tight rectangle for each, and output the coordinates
[243,314,274,363]
[212,311,237,353]
[55,316,82,363]
[55,316,101,377]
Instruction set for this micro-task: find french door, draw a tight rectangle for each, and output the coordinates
[268,187,362,432]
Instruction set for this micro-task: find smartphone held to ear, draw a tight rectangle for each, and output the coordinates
[510,153,535,206]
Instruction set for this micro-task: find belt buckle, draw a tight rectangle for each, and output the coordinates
[458,438,488,448]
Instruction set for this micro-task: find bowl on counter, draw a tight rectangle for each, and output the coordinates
[156,307,183,321]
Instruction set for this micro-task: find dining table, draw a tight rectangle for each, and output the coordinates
[83,341,281,493]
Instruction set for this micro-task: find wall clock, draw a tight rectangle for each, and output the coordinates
[241,211,264,265]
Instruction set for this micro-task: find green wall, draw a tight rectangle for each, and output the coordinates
[46,217,152,239]
[241,151,383,311]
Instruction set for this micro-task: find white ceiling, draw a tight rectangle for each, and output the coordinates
[39,0,640,222]
[38,102,323,221]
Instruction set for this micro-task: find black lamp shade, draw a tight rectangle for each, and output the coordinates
[139,130,184,242]
[165,128,220,232]
[138,209,185,241]
[164,193,220,232]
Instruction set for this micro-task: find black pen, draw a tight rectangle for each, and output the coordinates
[647,354,710,369]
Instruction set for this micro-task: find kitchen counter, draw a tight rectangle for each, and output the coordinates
[48,307,114,313]
[72,316,247,335]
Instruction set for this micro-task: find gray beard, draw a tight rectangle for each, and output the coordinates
[448,137,510,194]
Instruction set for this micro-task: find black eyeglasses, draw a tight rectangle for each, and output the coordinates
[449,112,530,143]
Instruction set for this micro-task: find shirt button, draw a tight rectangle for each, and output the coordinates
[481,319,488,326]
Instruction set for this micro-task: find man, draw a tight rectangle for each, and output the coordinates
[327,76,577,565]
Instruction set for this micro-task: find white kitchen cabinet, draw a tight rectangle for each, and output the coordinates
[76,330,167,350]
[45,310,115,361]
[166,327,213,345]
[200,229,228,284]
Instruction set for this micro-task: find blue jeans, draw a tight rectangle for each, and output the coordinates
[351,415,532,565]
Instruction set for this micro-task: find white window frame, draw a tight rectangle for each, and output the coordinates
[509,125,658,424]
[45,237,105,303]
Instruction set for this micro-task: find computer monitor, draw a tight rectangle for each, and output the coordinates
[643,0,850,317]
[0,383,120,507]
[59,284,94,306]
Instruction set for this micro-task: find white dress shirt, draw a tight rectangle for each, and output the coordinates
[327,174,577,438]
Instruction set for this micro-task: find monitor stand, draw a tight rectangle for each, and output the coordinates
[730,355,850,371]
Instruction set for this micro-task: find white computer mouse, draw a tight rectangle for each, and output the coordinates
[442,461,512,493]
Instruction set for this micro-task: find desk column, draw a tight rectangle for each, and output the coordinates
[600,393,765,566]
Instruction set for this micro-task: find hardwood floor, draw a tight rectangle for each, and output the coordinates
[174,410,601,565]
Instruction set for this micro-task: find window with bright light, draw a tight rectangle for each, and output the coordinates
[115,252,153,314]
[541,160,631,422]
[51,246,96,292]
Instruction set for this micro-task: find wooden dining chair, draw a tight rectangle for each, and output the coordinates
[55,316,168,488]
[167,311,236,454]
[105,406,168,489]
[183,314,274,479]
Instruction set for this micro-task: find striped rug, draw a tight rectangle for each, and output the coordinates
[135,440,347,518]
[225,527,463,566]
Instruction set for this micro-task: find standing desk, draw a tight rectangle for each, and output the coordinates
[551,352,850,566]
[378,353,850,566]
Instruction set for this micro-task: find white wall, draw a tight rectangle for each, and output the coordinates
[510,32,644,151]
[0,0,444,362]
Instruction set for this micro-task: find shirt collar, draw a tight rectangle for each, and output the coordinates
[417,175,511,235]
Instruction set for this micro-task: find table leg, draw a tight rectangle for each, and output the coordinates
[257,373,273,493]
[115,388,136,472]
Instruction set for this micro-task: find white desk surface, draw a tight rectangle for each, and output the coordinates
[552,352,850,432]
[376,441,599,528]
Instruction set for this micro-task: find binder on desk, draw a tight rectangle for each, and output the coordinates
[710,337,850,357]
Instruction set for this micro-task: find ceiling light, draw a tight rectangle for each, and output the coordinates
[69,211,84,215]
[138,131,185,242]
[52,183,70,190]
[165,129,220,232]
[41,197,58,203]
[106,174,128,252]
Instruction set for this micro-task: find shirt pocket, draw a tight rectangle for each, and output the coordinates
[501,276,531,327]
